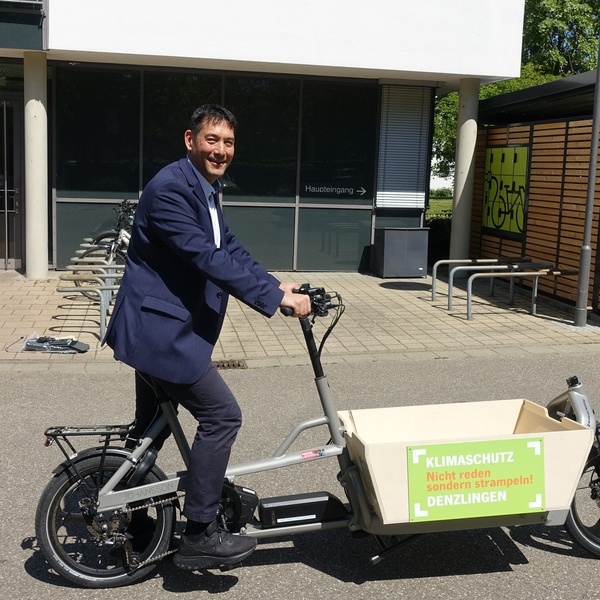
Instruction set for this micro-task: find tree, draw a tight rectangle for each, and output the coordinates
[431,0,600,178]
[431,93,459,179]
[523,0,600,76]
[432,65,559,178]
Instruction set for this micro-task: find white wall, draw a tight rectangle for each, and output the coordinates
[46,0,525,83]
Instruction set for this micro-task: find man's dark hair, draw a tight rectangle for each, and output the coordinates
[189,105,237,135]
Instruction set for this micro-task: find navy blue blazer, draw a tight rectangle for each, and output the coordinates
[104,158,284,384]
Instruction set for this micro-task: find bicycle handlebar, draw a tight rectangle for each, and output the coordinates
[279,283,339,318]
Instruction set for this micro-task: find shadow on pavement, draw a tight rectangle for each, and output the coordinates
[22,521,592,591]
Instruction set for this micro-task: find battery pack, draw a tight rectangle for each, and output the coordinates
[258,491,348,528]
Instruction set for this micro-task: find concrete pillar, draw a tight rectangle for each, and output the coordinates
[449,77,480,260]
[23,51,48,279]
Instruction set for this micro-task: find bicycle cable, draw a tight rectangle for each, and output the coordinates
[316,293,345,358]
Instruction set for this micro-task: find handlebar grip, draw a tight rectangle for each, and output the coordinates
[280,306,294,317]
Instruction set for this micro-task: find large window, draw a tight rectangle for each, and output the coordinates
[300,81,378,206]
[56,68,140,197]
[224,76,300,201]
[294,80,378,269]
[222,205,295,270]
[221,76,300,270]
[297,207,372,271]
[143,72,221,185]
[53,65,393,271]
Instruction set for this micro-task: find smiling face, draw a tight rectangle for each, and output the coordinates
[184,118,235,184]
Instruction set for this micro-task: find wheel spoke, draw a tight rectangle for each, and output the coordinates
[35,453,173,588]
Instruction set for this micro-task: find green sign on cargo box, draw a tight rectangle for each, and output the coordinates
[407,438,545,522]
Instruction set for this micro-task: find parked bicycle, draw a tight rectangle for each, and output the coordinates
[34,285,600,588]
[73,200,135,300]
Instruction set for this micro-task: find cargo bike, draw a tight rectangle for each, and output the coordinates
[35,284,600,588]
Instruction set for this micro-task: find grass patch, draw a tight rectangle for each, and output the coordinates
[427,198,452,218]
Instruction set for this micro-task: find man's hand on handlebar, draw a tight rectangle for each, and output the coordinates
[279,281,300,295]
[279,281,311,318]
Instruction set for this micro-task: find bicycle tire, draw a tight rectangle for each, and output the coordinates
[78,242,127,266]
[73,245,127,301]
[35,453,175,588]
[564,452,600,557]
[90,230,119,245]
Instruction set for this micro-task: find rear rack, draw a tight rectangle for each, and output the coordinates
[44,423,133,459]
[44,423,132,439]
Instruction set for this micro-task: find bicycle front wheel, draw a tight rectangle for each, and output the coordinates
[565,453,600,557]
[35,454,175,588]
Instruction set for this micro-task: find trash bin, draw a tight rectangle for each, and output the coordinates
[372,227,429,278]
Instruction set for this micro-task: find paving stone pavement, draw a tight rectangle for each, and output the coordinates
[2,268,600,371]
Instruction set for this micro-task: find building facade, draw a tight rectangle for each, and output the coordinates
[0,0,525,276]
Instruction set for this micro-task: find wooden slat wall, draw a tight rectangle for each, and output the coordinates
[471,118,600,310]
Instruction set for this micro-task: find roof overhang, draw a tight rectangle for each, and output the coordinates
[479,71,597,125]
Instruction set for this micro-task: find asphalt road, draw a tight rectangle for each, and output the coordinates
[4,347,600,600]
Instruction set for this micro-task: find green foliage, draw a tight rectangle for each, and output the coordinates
[429,187,453,200]
[523,0,600,76]
[479,63,561,100]
[432,65,561,178]
[432,93,459,178]
[432,0,600,177]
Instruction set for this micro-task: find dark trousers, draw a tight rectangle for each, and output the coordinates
[133,364,242,523]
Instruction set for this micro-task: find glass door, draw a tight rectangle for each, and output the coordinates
[0,98,22,270]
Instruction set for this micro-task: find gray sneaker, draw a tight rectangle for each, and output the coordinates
[173,520,257,570]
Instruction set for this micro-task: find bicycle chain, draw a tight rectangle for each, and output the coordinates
[126,491,184,513]
[117,492,184,570]
[125,544,178,570]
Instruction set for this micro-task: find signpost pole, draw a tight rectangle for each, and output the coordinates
[574,49,600,327]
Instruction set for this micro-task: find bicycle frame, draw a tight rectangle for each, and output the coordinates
[103,228,130,259]
[93,315,354,537]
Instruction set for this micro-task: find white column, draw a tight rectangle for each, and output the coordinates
[23,51,48,279]
[449,77,480,260]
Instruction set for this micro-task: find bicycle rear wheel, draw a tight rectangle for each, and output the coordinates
[564,453,600,557]
[35,454,175,588]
